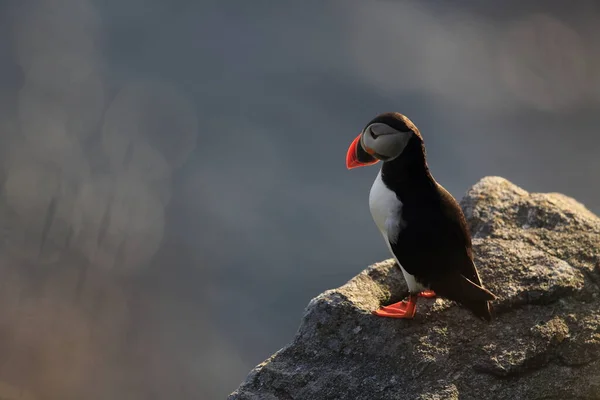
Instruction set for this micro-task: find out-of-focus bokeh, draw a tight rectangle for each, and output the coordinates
[0,0,599,398]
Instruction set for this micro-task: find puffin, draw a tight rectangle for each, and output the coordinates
[346,112,496,321]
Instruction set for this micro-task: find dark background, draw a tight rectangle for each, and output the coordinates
[0,0,599,399]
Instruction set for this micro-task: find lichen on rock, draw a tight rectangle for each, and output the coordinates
[229,177,600,400]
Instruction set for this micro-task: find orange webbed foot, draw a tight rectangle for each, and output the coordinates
[372,295,417,319]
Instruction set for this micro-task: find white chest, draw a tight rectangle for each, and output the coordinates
[368,170,404,243]
[368,170,425,292]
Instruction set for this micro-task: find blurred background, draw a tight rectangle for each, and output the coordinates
[0,0,599,398]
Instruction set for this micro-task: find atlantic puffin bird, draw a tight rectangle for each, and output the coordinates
[346,112,496,321]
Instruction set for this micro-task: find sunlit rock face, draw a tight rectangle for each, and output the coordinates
[230,177,600,400]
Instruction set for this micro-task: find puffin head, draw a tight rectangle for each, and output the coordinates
[346,112,421,170]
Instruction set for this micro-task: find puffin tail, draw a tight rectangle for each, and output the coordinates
[438,275,497,322]
[470,300,494,322]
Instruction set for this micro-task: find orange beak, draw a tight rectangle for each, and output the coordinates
[346,133,379,170]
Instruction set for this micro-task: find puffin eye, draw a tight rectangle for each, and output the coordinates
[368,126,377,140]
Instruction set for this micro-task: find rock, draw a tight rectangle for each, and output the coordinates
[229,177,600,400]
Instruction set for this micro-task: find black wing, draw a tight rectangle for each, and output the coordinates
[389,183,495,319]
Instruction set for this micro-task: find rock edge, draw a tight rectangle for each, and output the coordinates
[230,177,600,400]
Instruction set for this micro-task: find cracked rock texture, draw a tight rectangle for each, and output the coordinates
[229,177,600,400]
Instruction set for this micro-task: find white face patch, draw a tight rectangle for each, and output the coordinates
[361,123,412,160]
[368,123,400,136]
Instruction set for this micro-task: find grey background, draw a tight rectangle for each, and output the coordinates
[0,0,599,399]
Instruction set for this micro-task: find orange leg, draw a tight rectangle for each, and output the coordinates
[372,295,418,319]
[417,290,436,299]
